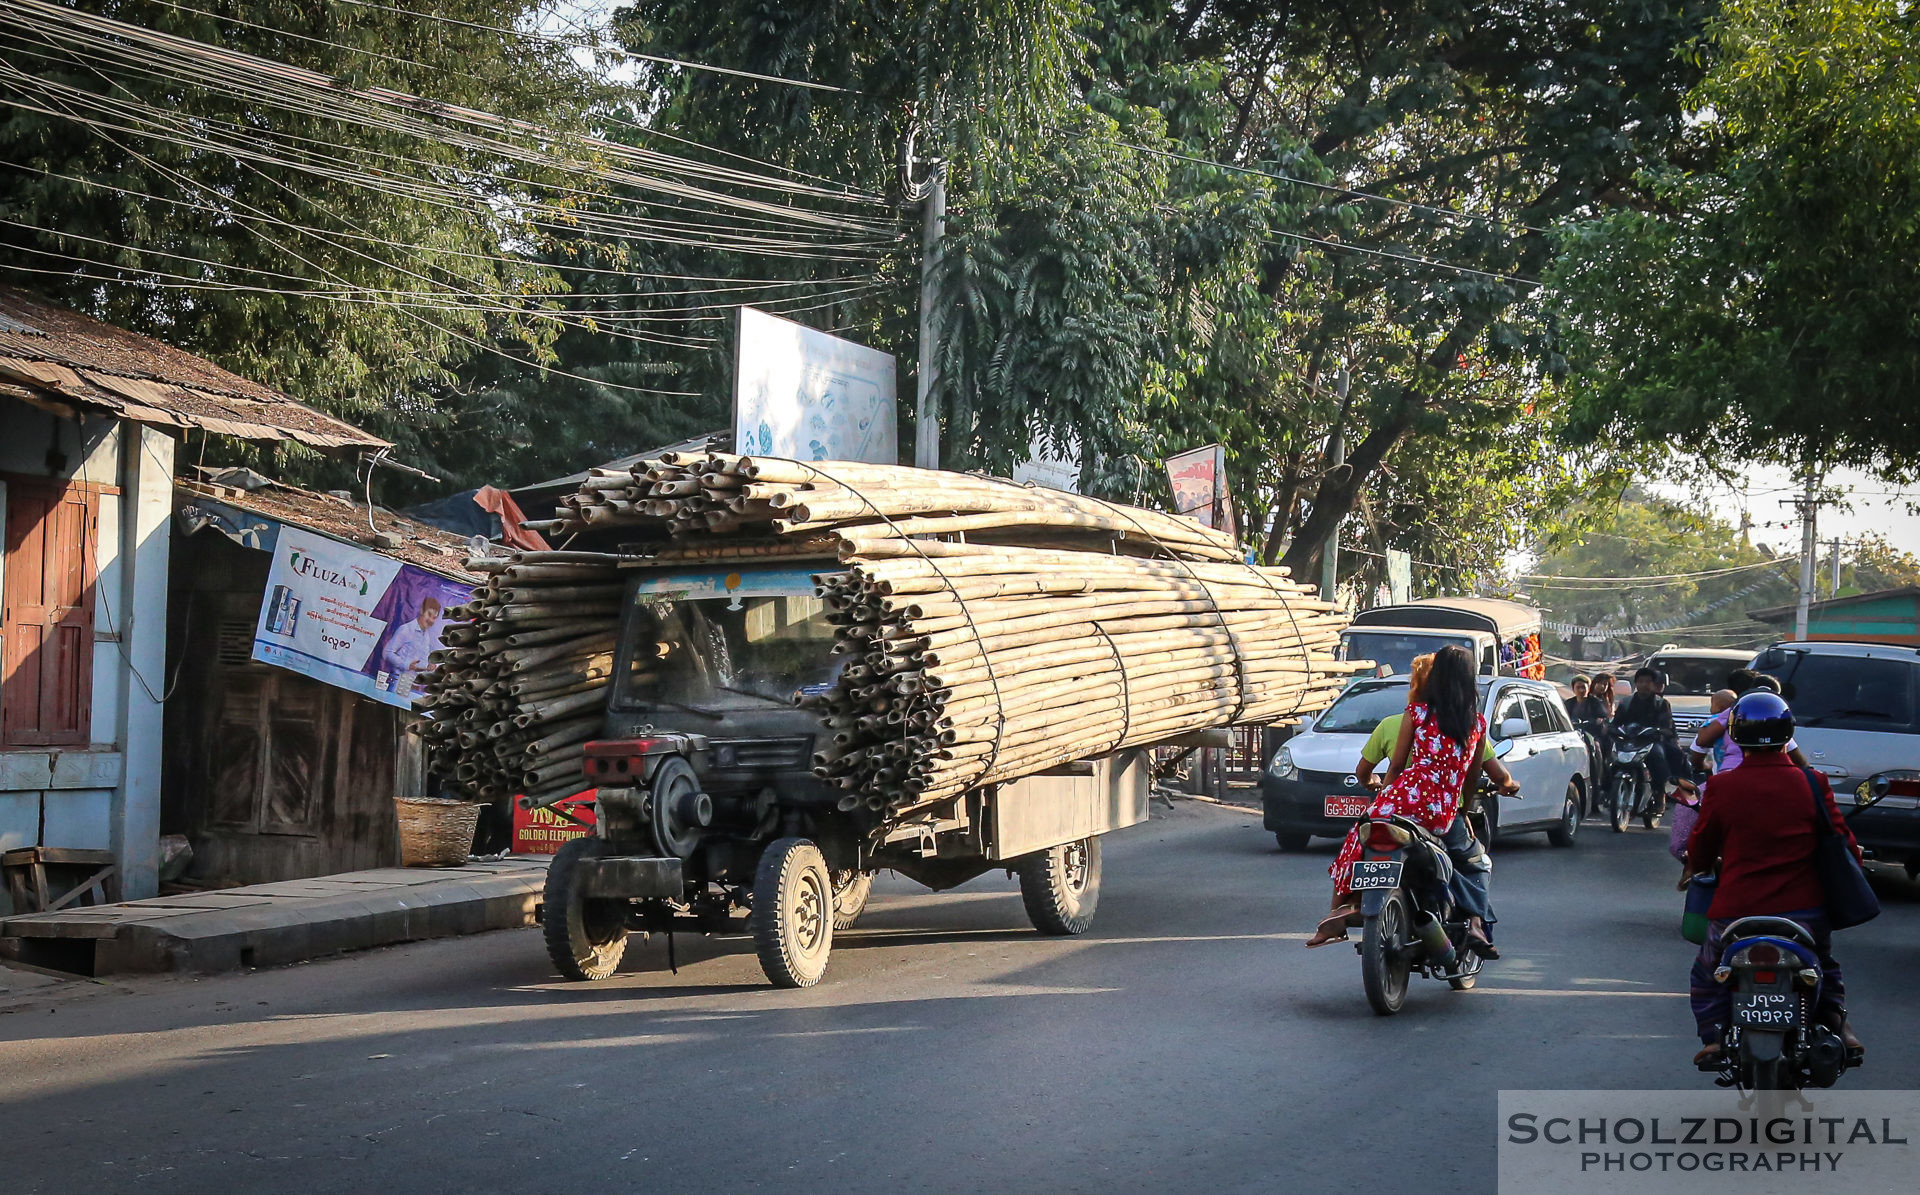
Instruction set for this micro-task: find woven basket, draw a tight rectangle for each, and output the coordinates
[395,797,482,867]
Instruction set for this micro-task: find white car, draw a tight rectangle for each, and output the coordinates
[1260,676,1592,849]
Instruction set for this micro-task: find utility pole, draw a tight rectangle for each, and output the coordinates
[1794,466,1820,640]
[912,160,947,471]
[1319,369,1350,603]
[1828,537,1844,600]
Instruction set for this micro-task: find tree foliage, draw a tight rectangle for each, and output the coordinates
[1552,0,1920,475]
[0,0,603,465]
[1526,491,1797,658]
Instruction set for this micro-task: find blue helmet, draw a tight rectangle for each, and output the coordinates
[1729,691,1794,748]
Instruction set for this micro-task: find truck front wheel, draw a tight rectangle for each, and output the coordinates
[541,836,629,981]
[753,838,834,988]
[1017,836,1102,935]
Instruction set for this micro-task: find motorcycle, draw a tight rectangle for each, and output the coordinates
[1695,775,1890,1091]
[1606,724,1666,832]
[1350,759,1517,1016]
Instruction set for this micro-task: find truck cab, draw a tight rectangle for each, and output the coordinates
[1338,598,1545,678]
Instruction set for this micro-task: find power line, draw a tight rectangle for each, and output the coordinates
[1516,559,1785,585]
[1262,229,1538,287]
[1055,122,1549,239]
[331,0,851,93]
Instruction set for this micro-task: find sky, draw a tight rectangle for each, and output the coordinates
[1645,464,1920,562]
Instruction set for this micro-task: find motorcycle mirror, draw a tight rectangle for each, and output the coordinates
[1493,738,1515,759]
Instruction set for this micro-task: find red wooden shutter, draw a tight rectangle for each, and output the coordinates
[2,481,97,747]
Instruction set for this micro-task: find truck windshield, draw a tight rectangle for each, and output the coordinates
[1338,630,1475,677]
[614,591,842,711]
[1649,657,1736,696]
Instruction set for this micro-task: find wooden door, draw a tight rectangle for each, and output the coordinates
[207,670,329,835]
[2,481,95,747]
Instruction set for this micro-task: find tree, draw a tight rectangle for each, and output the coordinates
[1551,0,1920,476]
[1523,491,1798,659]
[0,0,609,468]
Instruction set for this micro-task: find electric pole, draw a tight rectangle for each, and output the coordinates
[912,160,946,471]
[1828,537,1844,600]
[1319,368,1350,603]
[1794,466,1820,640]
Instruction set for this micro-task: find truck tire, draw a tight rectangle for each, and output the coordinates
[753,838,834,988]
[831,870,873,930]
[1017,836,1101,936]
[1274,832,1312,852]
[542,836,628,981]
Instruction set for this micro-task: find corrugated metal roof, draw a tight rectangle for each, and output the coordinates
[0,286,387,450]
[176,478,481,580]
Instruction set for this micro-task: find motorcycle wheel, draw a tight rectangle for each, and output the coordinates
[1361,891,1413,1016]
[1608,775,1630,833]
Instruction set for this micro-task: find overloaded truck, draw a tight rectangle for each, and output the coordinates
[426,454,1360,989]
[549,558,1157,987]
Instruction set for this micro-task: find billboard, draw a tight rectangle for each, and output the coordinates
[1166,444,1237,537]
[253,525,475,708]
[734,306,896,463]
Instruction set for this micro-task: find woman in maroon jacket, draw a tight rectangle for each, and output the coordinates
[1685,692,1865,1064]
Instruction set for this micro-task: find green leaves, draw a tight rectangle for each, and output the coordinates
[1552,0,1920,475]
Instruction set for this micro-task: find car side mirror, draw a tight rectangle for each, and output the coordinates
[1499,717,1530,741]
[1493,738,1515,759]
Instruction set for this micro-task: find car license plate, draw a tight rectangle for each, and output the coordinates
[1324,796,1370,819]
[1733,991,1802,1028]
[1349,859,1403,891]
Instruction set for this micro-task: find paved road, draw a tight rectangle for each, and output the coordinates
[4,801,1917,1194]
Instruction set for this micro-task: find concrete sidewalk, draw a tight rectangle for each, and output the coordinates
[0,859,549,977]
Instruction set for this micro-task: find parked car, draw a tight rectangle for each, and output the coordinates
[1751,641,1920,878]
[1260,675,1590,851]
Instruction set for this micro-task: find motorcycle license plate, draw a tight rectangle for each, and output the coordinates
[1324,796,1370,819]
[1348,859,1404,891]
[1733,992,1802,1028]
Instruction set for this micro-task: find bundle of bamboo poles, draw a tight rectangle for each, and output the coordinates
[412,551,629,808]
[805,539,1367,818]
[429,456,1363,825]
[537,451,1241,563]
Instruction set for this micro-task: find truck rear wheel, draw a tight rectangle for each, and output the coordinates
[542,836,629,981]
[753,838,834,988]
[1017,836,1101,935]
[831,870,873,930]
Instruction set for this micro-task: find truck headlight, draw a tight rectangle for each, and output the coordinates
[1270,746,1297,781]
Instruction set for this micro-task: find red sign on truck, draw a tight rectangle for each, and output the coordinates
[512,790,596,855]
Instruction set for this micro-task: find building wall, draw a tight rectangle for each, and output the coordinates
[1806,595,1920,646]
[0,397,171,907]
[161,529,404,885]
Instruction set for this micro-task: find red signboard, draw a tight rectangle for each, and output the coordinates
[512,790,596,855]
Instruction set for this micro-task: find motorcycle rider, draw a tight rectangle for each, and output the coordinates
[1684,692,1864,1066]
[1309,646,1519,953]
[1614,666,1683,801]
[1567,673,1610,793]
[1350,656,1520,955]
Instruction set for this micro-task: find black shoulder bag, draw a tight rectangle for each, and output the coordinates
[1801,766,1880,930]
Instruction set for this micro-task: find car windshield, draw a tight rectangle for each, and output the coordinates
[1757,652,1917,734]
[613,574,843,710]
[1315,679,1495,733]
[1338,630,1475,677]
[1650,657,1737,696]
[1314,682,1410,733]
